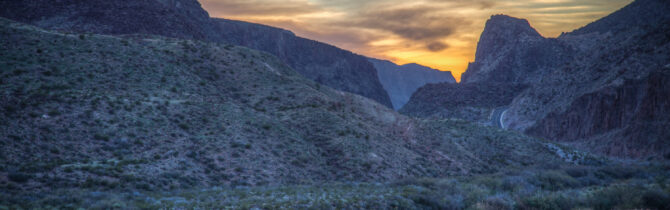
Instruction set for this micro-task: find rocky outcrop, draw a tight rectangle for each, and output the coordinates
[0,0,393,108]
[526,71,670,158]
[368,58,456,109]
[461,15,574,84]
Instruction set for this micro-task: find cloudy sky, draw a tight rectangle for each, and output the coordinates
[200,0,632,81]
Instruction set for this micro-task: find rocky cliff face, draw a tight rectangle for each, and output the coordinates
[0,0,393,108]
[216,19,393,107]
[368,58,456,109]
[526,71,670,158]
[406,0,670,158]
[505,0,670,158]
[461,15,574,84]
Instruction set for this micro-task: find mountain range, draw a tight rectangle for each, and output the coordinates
[0,16,581,201]
[1,0,669,208]
[404,0,670,158]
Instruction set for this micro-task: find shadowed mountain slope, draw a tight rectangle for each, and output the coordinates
[0,0,393,107]
[216,19,392,107]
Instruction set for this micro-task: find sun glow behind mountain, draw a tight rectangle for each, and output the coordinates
[201,0,631,81]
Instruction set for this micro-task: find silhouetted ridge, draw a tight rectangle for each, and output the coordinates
[0,0,393,108]
[368,58,455,109]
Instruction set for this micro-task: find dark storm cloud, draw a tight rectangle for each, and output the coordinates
[426,42,449,52]
[312,0,495,10]
[342,6,468,51]
[200,0,321,16]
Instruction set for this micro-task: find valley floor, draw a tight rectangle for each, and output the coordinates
[2,162,668,209]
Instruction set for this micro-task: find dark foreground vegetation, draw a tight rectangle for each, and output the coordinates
[2,163,668,209]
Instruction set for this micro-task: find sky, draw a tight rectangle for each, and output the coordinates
[200,0,632,81]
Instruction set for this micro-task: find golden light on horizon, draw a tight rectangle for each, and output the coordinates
[200,0,632,82]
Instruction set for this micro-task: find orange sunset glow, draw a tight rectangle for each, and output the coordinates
[200,0,632,81]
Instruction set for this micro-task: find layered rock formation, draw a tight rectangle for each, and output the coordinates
[461,15,574,85]
[0,0,393,107]
[368,58,456,110]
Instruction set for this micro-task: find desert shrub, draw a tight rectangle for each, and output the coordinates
[575,174,604,187]
[564,167,590,178]
[595,166,636,181]
[178,123,189,131]
[93,133,110,141]
[410,192,463,210]
[533,170,580,191]
[641,189,670,209]
[474,176,503,191]
[588,184,645,210]
[500,176,536,195]
[481,194,514,210]
[8,172,31,183]
[519,194,575,210]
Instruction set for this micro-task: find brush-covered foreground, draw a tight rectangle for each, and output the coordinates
[2,163,669,209]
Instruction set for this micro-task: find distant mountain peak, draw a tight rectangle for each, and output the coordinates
[369,58,455,109]
[485,15,541,38]
[473,15,544,64]
[461,14,555,84]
